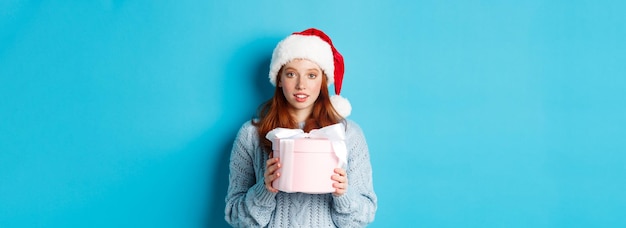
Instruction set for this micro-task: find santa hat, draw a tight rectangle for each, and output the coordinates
[268,28,352,117]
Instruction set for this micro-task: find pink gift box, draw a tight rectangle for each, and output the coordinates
[271,138,339,194]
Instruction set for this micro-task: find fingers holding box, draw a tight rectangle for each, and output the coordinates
[332,168,348,196]
[264,157,281,193]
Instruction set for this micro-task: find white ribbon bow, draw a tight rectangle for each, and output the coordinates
[265,123,348,167]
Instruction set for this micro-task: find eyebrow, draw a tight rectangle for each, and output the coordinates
[283,67,321,72]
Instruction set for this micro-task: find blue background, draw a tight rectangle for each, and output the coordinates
[1,0,625,227]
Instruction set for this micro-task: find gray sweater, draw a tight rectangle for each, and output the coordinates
[225,120,377,227]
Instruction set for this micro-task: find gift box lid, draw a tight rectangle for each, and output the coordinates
[271,138,333,153]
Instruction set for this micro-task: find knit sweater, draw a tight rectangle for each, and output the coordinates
[225,120,377,227]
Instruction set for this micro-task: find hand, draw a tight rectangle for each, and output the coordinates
[331,168,348,196]
[264,157,281,193]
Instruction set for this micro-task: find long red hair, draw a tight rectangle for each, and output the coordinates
[252,68,344,153]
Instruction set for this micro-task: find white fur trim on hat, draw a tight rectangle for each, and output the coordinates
[268,34,335,86]
[330,95,352,117]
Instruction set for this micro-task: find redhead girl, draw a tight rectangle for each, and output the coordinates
[225,28,377,227]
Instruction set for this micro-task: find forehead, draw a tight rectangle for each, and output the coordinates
[283,58,322,70]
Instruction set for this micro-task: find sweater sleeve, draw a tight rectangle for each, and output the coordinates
[224,122,278,227]
[331,121,378,227]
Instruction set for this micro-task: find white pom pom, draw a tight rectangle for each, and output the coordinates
[330,95,352,117]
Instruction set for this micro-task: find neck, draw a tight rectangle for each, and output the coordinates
[289,108,312,123]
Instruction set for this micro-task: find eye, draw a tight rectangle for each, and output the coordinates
[285,72,295,78]
[308,74,317,79]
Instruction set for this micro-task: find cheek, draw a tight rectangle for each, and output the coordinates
[313,80,324,94]
[281,83,293,98]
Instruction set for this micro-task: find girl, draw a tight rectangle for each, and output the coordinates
[225,28,377,227]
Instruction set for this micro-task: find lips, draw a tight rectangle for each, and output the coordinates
[294,93,309,102]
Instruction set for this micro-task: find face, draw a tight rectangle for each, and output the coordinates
[278,59,324,119]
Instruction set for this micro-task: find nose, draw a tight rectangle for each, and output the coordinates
[296,75,307,89]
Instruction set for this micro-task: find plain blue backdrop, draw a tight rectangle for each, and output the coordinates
[1,0,625,227]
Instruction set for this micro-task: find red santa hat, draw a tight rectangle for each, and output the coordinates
[268,28,352,117]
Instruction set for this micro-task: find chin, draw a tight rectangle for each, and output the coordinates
[289,103,313,110]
